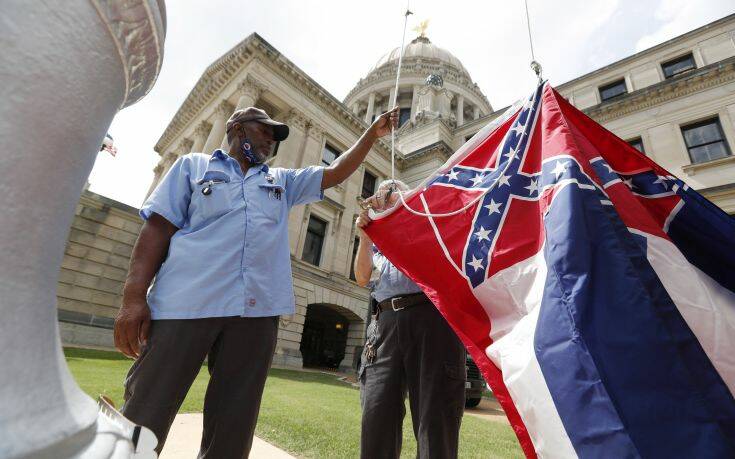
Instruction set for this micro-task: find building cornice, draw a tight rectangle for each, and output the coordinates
[682,154,735,176]
[583,56,735,123]
[291,257,370,302]
[402,140,454,168]
[699,182,735,196]
[155,33,393,162]
[79,190,141,222]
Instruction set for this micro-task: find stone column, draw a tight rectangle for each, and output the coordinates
[202,100,233,154]
[145,162,165,198]
[177,137,193,158]
[473,106,480,120]
[341,319,367,373]
[235,75,264,110]
[456,94,464,126]
[146,149,179,197]
[278,108,310,169]
[151,150,180,192]
[364,92,375,124]
[352,103,360,115]
[191,120,211,153]
[220,78,264,149]
[438,90,452,119]
[411,85,420,122]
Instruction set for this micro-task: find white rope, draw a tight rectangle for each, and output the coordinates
[523,0,543,83]
[390,3,412,184]
[524,0,536,63]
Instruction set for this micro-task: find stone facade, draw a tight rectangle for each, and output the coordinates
[58,190,142,348]
[59,15,735,371]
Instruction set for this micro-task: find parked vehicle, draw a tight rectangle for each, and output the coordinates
[465,354,485,408]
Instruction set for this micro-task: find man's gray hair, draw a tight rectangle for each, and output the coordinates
[377,179,409,192]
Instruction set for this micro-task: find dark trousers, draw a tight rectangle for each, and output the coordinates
[359,300,466,459]
[121,316,278,458]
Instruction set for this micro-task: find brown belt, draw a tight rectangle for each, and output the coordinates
[376,292,429,313]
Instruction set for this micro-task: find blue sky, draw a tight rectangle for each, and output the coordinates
[88,0,734,207]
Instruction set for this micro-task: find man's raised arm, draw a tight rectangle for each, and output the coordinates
[321,107,398,190]
[354,207,375,287]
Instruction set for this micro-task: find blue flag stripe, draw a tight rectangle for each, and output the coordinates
[536,181,735,458]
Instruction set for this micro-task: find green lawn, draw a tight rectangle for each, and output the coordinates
[65,347,523,458]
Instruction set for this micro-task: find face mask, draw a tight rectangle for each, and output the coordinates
[240,138,269,164]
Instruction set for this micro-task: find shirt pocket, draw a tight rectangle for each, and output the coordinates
[190,171,235,223]
[253,183,286,224]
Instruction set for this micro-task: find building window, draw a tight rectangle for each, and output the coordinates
[627,137,645,154]
[349,236,360,281]
[399,107,411,127]
[662,53,696,79]
[302,216,327,266]
[599,79,627,102]
[681,117,731,164]
[322,143,341,166]
[361,171,377,199]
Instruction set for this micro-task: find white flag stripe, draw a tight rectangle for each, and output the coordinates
[635,231,735,395]
[475,251,578,458]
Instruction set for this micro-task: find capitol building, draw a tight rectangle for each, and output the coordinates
[58,15,735,372]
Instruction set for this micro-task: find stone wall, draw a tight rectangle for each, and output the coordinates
[58,189,141,348]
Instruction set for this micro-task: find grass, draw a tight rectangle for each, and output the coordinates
[65,347,523,458]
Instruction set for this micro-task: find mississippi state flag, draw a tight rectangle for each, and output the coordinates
[366,83,735,458]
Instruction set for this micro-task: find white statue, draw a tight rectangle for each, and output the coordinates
[415,73,455,123]
[0,1,166,457]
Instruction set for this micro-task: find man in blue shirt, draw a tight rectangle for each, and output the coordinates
[115,106,398,457]
[354,180,466,459]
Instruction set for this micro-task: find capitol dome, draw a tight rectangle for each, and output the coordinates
[370,36,470,78]
[343,33,492,132]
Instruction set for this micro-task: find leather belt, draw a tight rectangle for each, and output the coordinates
[376,292,429,313]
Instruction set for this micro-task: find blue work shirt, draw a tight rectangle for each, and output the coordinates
[371,247,422,303]
[140,149,324,319]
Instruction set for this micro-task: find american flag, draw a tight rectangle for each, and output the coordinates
[100,132,117,157]
[366,83,735,458]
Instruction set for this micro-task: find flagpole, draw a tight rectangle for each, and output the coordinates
[390,2,412,186]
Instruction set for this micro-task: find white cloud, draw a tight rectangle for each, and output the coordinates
[636,0,734,51]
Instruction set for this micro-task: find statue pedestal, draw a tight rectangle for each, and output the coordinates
[0,1,165,457]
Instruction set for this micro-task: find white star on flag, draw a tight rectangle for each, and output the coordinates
[551,161,569,180]
[474,226,492,242]
[467,255,484,272]
[484,199,502,215]
[447,169,459,181]
[623,177,635,189]
[653,175,669,189]
[525,178,539,195]
[509,124,526,136]
[497,174,511,187]
[470,174,485,187]
[504,147,518,160]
